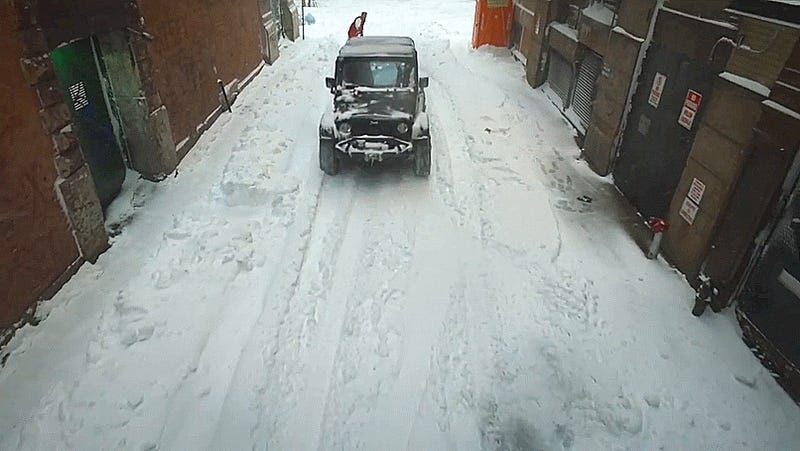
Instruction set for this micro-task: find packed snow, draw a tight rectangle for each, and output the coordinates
[719,71,771,97]
[582,3,615,27]
[2,0,800,450]
[612,26,645,43]
[764,99,800,121]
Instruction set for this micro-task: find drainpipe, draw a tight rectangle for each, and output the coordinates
[610,0,665,169]
[218,79,232,113]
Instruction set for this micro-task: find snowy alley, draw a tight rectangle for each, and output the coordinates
[2,0,800,449]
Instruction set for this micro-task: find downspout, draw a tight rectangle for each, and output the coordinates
[609,0,665,171]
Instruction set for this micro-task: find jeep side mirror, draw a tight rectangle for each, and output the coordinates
[419,77,429,89]
[325,77,335,89]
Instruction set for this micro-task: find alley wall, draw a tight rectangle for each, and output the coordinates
[137,0,264,150]
[0,3,80,329]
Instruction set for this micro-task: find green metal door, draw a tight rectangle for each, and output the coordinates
[52,37,126,209]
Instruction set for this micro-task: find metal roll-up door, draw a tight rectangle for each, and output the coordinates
[572,51,603,128]
[547,49,572,107]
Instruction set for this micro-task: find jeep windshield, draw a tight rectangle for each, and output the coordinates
[341,58,414,89]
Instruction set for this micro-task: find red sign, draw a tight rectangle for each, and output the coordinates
[684,90,702,111]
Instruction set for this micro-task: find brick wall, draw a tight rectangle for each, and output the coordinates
[33,0,139,48]
[0,3,80,328]
[137,0,263,145]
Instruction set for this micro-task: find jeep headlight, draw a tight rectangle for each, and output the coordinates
[339,122,352,136]
[397,122,409,134]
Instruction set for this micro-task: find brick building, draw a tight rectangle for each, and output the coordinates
[1,0,278,335]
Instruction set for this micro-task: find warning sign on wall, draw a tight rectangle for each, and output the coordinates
[678,89,703,130]
[678,106,697,130]
[685,90,702,111]
[680,177,706,225]
[687,177,706,205]
[679,197,699,225]
[649,73,667,108]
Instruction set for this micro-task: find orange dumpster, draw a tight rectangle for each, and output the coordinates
[472,0,514,49]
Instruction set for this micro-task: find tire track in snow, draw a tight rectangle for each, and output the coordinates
[315,175,432,450]
[154,38,338,450]
[247,174,359,450]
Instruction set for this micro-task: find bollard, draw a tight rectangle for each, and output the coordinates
[646,218,669,259]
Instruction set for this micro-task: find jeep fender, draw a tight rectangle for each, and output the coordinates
[412,112,430,140]
[319,110,335,139]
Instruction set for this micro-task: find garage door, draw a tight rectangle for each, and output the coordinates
[571,51,602,128]
[547,49,573,108]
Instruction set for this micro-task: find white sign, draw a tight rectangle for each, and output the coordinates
[688,177,706,205]
[680,197,699,225]
[678,106,697,130]
[649,73,667,108]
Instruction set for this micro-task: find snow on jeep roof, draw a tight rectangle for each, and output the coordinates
[339,36,416,58]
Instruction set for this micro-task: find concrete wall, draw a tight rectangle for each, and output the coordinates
[726,16,800,87]
[258,0,281,64]
[577,6,612,56]
[549,24,580,62]
[0,3,81,328]
[97,31,176,179]
[137,0,263,146]
[664,0,732,19]
[581,0,655,175]
[512,0,554,87]
[617,0,655,39]
[662,78,765,278]
[528,0,553,87]
[582,29,642,174]
[702,38,800,308]
[663,17,800,282]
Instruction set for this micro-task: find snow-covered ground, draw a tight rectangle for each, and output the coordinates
[2,1,799,449]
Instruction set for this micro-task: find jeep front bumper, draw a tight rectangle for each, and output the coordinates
[335,135,413,162]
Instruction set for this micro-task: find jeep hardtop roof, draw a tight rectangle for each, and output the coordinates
[338,36,417,58]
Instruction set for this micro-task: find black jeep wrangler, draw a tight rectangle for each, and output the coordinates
[319,36,431,176]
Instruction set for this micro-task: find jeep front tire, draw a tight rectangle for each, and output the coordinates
[413,140,431,177]
[319,139,339,175]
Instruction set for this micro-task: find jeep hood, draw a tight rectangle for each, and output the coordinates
[334,87,415,122]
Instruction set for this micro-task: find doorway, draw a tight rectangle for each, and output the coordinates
[613,42,715,218]
[51,37,127,209]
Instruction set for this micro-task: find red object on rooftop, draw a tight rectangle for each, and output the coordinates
[472,0,514,49]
